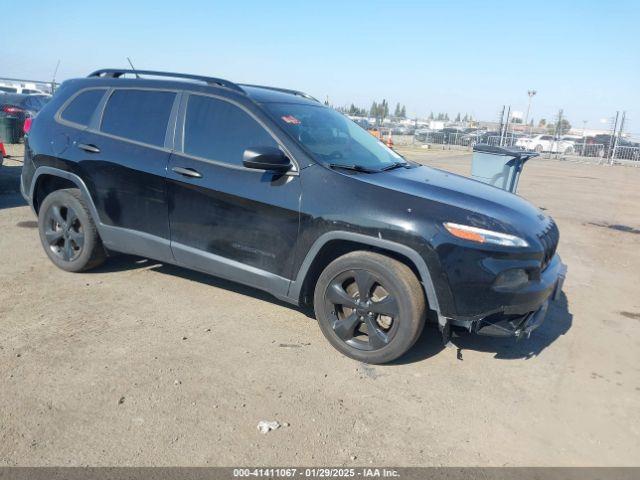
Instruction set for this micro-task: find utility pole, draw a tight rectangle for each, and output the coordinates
[553,109,563,158]
[612,111,626,162]
[501,106,511,147]
[51,59,60,94]
[608,112,620,164]
[497,106,505,146]
[582,120,587,156]
[525,90,536,135]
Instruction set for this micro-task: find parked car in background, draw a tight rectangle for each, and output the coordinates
[440,127,464,144]
[459,129,488,146]
[414,128,433,142]
[591,134,640,159]
[391,125,409,135]
[0,85,49,95]
[0,94,50,139]
[473,131,503,145]
[351,118,371,130]
[569,136,602,157]
[516,134,574,153]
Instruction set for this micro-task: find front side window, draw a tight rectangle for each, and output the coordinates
[183,95,277,166]
[101,89,175,146]
[263,103,404,170]
[60,89,105,126]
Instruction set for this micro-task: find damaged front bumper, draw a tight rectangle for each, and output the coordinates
[449,256,567,339]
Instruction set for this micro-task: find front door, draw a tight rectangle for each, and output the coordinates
[167,93,301,297]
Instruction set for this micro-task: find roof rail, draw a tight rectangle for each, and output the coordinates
[87,69,245,93]
[239,84,319,103]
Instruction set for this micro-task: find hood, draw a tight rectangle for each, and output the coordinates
[354,164,550,239]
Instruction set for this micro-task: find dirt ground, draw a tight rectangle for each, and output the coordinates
[1,144,639,466]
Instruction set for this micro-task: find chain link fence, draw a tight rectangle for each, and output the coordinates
[393,132,639,165]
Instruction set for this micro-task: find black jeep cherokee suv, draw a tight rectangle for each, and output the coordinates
[21,69,563,364]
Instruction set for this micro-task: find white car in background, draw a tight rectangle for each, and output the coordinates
[516,134,574,154]
[0,85,49,95]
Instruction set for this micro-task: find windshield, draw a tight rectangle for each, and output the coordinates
[264,103,405,170]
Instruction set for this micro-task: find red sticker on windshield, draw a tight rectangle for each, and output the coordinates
[281,115,301,125]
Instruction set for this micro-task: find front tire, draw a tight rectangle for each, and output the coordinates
[38,188,106,272]
[314,251,426,364]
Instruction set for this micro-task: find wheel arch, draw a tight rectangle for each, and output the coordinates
[289,232,442,320]
[30,167,100,223]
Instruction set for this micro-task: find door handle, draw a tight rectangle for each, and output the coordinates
[171,166,202,178]
[76,143,101,153]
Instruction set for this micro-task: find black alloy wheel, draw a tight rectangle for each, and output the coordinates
[43,203,84,262]
[37,188,106,272]
[314,251,426,364]
[324,269,399,351]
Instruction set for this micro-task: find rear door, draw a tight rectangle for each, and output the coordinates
[76,88,179,261]
[167,93,301,297]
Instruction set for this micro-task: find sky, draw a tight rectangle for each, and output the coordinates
[1,0,639,134]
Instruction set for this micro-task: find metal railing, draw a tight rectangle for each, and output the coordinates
[404,132,640,165]
[412,132,517,149]
[612,146,640,162]
[486,135,518,147]
[572,143,605,158]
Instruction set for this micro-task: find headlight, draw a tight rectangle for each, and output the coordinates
[444,222,529,247]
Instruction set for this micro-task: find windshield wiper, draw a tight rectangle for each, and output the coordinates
[328,163,378,173]
[380,161,409,171]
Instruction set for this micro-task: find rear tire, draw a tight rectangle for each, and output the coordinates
[314,251,426,364]
[38,188,106,272]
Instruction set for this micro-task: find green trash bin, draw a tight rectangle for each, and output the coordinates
[0,116,21,144]
[471,144,538,193]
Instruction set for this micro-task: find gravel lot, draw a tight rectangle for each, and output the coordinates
[1,144,639,466]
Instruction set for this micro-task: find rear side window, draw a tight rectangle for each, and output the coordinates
[183,95,277,166]
[60,89,105,126]
[101,89,175,146]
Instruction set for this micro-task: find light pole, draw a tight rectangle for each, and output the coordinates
[525,89,537,135]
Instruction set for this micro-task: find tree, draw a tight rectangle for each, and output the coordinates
[538,118,547,127]
[549,118,572,135]
[400,105,406,118]
[455,112,461,122]
[381,99,389,120]
[370,101,378,119]
[394,103,401,117]
[428,112,434,120]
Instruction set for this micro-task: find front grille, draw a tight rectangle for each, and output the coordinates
[538,219,559,270]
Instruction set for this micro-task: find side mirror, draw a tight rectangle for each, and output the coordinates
[243,146,291,173]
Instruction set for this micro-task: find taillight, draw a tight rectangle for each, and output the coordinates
[23,117,33,134]
[2,105,23,114]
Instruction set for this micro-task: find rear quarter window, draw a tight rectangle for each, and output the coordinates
[60,89,106,126]
[101,89,176,147]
